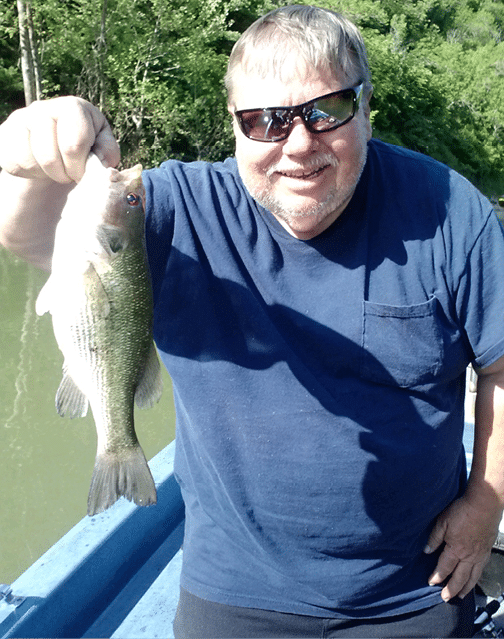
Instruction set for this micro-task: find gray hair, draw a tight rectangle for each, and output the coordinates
[225,5,372,104]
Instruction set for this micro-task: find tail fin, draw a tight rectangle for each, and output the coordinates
[87,445,157,516]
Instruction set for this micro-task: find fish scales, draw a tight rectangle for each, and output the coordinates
[36,153,163,516]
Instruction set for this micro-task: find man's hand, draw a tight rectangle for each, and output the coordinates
[0,96,121,269]
[425,356,504,602]
[425,492,500,601]
[0,96,120,183]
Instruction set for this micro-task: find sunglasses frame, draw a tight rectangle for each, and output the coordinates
[234,83,365,143]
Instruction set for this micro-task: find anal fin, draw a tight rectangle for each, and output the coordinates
[134,343,163,409]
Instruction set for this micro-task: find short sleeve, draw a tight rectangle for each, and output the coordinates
[456,209,504,371]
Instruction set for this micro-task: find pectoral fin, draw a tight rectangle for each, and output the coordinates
[35,277,54,316]
[56,367,89,418]
[84,262,111,318]
[134,343,163,409]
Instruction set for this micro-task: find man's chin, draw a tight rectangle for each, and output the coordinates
[255,191,343,238]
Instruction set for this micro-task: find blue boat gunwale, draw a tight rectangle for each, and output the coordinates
[0,440,184,639]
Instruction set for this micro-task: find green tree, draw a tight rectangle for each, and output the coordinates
[325,0,504,194]
[1,0,271,165]
[0,0,24,120]
[0,0,503,193]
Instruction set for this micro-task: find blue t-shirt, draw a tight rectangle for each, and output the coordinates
[142,139,504,618]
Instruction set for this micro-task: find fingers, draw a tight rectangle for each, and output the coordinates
[26,104,70,182]
[434,558,484,601]
[90,109,121,169]
[428,541,490,601]
[0,97,120,184]
[457,563,482,599]
[29,98,121,183]
[428,545,468,601]
[424,514,447,555]
[428,545,460,588]
[0,108,43,179]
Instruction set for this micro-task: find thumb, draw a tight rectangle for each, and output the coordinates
[91,117,121,171]
[424,516,447,554]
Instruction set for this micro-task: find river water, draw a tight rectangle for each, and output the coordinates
[0,247,175,584]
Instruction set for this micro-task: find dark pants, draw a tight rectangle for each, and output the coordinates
[173,587,475,638]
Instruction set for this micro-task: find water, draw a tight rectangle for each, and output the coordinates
[0,247,175,584]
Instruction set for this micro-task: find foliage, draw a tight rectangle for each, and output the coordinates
[0,0,503,194]
[0,1,24,120]
[0,0,272,165]
[327,0,504,194]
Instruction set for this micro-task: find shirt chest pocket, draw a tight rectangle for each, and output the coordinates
[360,296,443,387]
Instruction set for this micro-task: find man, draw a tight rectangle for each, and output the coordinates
[1,5,504,638]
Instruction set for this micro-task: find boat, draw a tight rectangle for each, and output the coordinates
[0,441,184,639]
[1,377,504,638]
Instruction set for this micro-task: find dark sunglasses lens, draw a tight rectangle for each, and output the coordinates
[240,109,291,141]
[237,86,361,141]
[308,90,355,131]
[239,111,263,138]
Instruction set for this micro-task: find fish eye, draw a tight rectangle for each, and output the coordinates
[126,193,141,206]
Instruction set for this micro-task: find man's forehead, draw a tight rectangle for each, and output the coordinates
[237,46,337,82]
[230,62,347,109]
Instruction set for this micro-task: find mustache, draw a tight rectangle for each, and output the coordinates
[266,154,337,178]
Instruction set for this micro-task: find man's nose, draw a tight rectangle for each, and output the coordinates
[282,116,319,153]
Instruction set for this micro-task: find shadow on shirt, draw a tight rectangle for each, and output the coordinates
[151,246,466,567]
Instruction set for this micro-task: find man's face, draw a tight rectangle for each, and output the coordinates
[229,63,372,240]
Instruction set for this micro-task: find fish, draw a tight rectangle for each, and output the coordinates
[36,153,162,516]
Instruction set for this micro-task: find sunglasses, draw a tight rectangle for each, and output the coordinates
[234,83,364,143]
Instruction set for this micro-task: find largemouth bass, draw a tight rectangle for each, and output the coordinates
[36,153,162,516]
